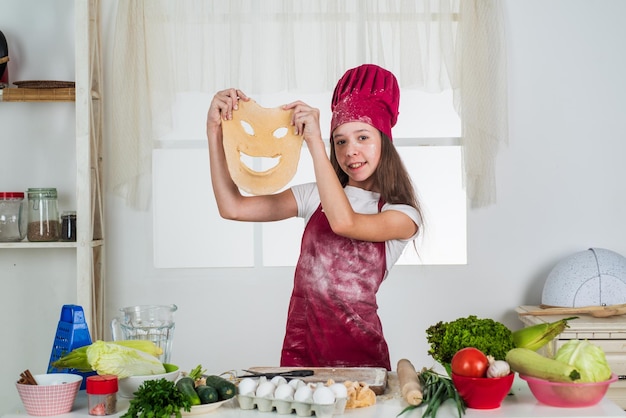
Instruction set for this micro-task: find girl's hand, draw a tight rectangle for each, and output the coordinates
[207,88,249,130]
[284,101,322,145]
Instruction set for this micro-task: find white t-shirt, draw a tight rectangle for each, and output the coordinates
[291,182,420,274]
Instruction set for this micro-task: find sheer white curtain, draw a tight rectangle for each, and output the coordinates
[108,0,507,209]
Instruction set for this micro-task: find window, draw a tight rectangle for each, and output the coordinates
[152,89,466,267]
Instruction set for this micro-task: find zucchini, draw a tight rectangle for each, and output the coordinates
[506,347,581,382]
[204,375,237,400]
[176,376,201,405]
[196,385,219,404]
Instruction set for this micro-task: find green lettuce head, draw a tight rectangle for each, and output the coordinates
[554,339,612,382]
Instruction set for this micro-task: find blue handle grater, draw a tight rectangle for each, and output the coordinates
[47,304,97,389]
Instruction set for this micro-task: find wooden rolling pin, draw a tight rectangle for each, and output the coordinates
[520,303,626,318]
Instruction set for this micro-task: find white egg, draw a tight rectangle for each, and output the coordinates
[328,382,348,399]
[294,385,313,403]
[288,378,306,390]
[270,376,288,387]
[237,378,258,396]
[313,385,336,405]
[273,383,295,400]
[255,381,276,398]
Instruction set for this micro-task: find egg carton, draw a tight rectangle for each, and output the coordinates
[237,394,347,418]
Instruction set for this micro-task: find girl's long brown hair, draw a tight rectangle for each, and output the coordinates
[329,132,424,232]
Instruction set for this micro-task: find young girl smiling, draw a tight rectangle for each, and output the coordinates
[207,64,423,370]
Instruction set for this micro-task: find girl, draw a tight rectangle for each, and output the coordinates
[206,64,422,370]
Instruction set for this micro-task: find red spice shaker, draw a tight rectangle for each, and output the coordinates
[86,375,118,416]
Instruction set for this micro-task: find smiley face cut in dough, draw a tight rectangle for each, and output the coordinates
[222,99,304,195]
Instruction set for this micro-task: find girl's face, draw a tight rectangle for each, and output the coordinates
[332,121,382,191]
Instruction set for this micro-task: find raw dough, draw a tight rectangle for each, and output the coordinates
[222,99,304,195]
[344,380,377,409]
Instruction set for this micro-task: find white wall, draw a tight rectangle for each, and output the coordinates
[3,0,626,410]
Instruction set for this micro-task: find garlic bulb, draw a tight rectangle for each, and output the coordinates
[486,360,511,378]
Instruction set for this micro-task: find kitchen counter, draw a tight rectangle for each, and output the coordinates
[3,373,625,418]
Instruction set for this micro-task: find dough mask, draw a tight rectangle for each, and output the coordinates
[222,99,303,195]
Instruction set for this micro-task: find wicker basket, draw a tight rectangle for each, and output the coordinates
[2,87,75,102]
[13,80,75,89]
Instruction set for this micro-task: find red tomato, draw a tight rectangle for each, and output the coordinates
[451,347,489,378]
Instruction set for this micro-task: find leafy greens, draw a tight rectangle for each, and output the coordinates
[554,339,612,382]
[426,315,515,373]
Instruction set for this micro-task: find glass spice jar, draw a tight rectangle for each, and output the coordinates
[26,188,60,242]
[60,211,77,242]
[86,375,118,416]
[0,192,27,242]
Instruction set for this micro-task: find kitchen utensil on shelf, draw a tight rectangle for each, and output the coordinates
[0,30,8,88]
[519,303,626,318]
[111,304,177,364]
[238,369,315,379]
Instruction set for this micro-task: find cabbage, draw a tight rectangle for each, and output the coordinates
[86,340,166,378]
[554,339,611,382]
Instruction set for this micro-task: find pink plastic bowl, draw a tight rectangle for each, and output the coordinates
[451,372,514,409]
[520,373,618,407]
[15,373,83,416]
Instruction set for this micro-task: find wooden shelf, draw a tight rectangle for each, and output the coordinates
[0,87,75,102]
[0,240,103,249]
[0,0,105,339]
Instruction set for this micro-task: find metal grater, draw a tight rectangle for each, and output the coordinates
[47,304,96,389]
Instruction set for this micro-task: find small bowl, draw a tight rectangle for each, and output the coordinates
[118,363,180,398]
[520,373,618,407]
[451,372,514,409]
[16,373,83,416]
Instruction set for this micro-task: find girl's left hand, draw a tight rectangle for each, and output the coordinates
[283,101,322,145]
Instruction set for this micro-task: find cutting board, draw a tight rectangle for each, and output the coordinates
[245,366,388,395]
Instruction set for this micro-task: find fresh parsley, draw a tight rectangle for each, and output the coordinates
[121,378,192,418]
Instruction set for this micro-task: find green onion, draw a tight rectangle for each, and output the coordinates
[398,368,466,418]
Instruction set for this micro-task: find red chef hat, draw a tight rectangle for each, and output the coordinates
[330,64,400,141]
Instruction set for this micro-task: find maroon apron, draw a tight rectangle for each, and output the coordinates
[280,199,390,370]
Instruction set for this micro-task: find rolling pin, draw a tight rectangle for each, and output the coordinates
[519,303,626,318]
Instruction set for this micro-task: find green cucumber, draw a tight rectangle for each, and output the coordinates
[176,377,201,405]
[204,375,237,400]
[196,385,219,404]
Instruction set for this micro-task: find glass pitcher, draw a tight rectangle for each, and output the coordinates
[111,304,177,364]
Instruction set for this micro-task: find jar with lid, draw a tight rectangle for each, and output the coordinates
[0,192,27,242]
[86,375,118,416]
[26,188,60,242]
[60,211,77,242]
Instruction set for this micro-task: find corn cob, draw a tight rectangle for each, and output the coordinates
[506,347,580,382]
[51,340,163,371]
[512,316,578,351]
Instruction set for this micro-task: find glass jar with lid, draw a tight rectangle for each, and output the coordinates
[0,192,27,242]
[27,188,60,242]
[60,211,77,242]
